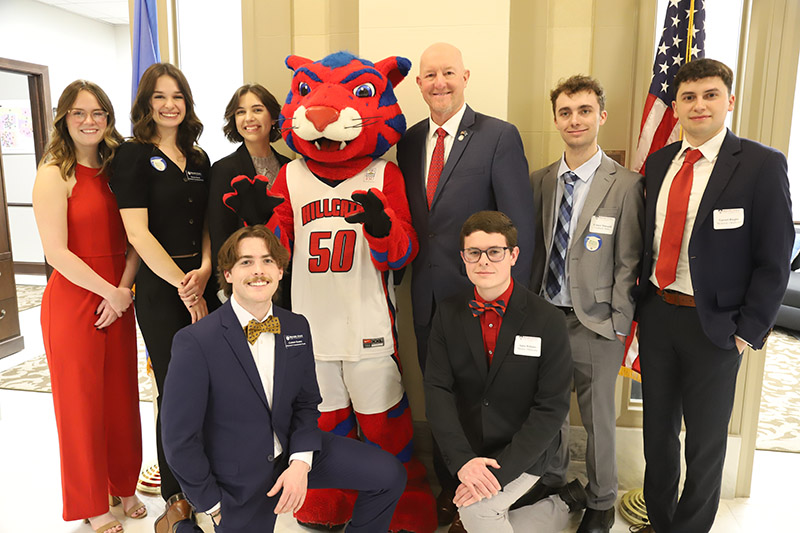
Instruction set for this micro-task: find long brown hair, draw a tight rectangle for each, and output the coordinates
[130,63,204,164]
[40,80,123,180]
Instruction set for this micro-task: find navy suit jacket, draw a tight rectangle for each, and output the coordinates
[424,284,572,487]
[638,130,793,350]
[161,301,322,529]
[397,105,535,326]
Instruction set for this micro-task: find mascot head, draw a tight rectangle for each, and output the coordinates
[279,51,411,180]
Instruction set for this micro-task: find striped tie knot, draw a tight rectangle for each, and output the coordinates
[469,299,507,317]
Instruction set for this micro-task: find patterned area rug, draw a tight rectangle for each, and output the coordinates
[0,328,154,402]
[16,284,45,312]
[757,328,800,453]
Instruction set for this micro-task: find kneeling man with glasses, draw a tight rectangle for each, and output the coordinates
[424,210,587,533]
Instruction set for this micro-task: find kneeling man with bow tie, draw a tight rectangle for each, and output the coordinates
[161,225,406,533]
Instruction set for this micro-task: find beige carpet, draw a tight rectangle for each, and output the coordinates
[0,327,154,402]
[756,328,800,453]
[16,284,45,312]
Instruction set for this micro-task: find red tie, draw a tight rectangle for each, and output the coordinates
[426,127,447,208]
[655,148,704,289]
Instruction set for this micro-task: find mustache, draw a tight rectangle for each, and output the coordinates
[244,276,273,285]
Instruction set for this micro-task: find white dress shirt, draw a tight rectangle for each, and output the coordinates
[546,147,603,307]
[650,127,727,295]
[424,103,468,187]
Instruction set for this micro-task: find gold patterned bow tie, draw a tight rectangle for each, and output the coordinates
[245,316,280,344]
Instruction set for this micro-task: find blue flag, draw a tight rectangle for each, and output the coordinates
[132,0,160,103]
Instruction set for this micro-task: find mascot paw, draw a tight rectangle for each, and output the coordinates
[345,188,391,238]
[294,487,357,529]
[222,174,284,226]
[388,478,438,533]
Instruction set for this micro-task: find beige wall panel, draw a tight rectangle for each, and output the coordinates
[293,0,329,35]
[550,0,595,26]
[329,0,359,33]
[594,0,635,27]
[242,0,293,100]
[592,22,637,152]
[547,29,593,85]
[360,0,509,29]
[293,34,330,59]
[328,32,359,54]
[253,0,292,37]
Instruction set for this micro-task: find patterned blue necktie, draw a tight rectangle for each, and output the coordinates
[546,171,580,299]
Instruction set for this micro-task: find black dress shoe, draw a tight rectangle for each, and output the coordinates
[509,479,562,510]
[577,507,615,533]
[557,479,588,513]
[436,488,458,526]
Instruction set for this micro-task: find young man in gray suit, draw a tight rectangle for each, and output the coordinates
[525,75,644,533]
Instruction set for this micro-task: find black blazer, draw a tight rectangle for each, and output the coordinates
[397,105,535,327]
[208,144,291,272]
[638,130,794,350]
[424,284,572,487]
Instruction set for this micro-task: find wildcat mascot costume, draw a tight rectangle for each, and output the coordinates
[225,51,436,532]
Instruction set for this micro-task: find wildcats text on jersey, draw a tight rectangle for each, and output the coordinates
[301,198,362,226]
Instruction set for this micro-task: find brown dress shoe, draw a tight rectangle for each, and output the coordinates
[448,512,467,533]
[154,493,194,533]
[436,489,458,526]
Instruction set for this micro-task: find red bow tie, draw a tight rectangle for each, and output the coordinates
[469,299,507,317]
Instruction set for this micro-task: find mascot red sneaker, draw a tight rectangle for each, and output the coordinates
[265,51,435,533]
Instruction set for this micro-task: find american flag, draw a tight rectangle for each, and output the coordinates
[621,0,705,382]
[632,0,706,173]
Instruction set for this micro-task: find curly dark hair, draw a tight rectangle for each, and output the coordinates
[550,75,606,115]
[130,63,205,164]
[41,80,123,179]
[222,84,282,144]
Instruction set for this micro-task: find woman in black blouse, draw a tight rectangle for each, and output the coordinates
[110,63,218,532]
[208,84,291,297]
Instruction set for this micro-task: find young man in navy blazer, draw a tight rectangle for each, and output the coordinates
[424,211,586,533]
[636,59,793,533]
[160,225,405,533]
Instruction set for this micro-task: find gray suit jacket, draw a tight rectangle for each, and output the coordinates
[531,152,644,339]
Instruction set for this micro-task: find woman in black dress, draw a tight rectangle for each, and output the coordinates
[110,63,218,532]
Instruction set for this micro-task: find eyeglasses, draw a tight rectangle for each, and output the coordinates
[67,109,108,122]
[461,246,510,263]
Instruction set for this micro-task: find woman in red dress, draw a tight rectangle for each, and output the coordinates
[33,80,144,533]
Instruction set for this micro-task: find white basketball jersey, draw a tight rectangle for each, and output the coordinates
[286,159,396,361]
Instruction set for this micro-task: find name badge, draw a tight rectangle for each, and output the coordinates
[284,334,306,348]
[514,335,541,357]
[150,156,167,172]
[590,215,615,235]
[185,170,204,182]
[713,208,744,230]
